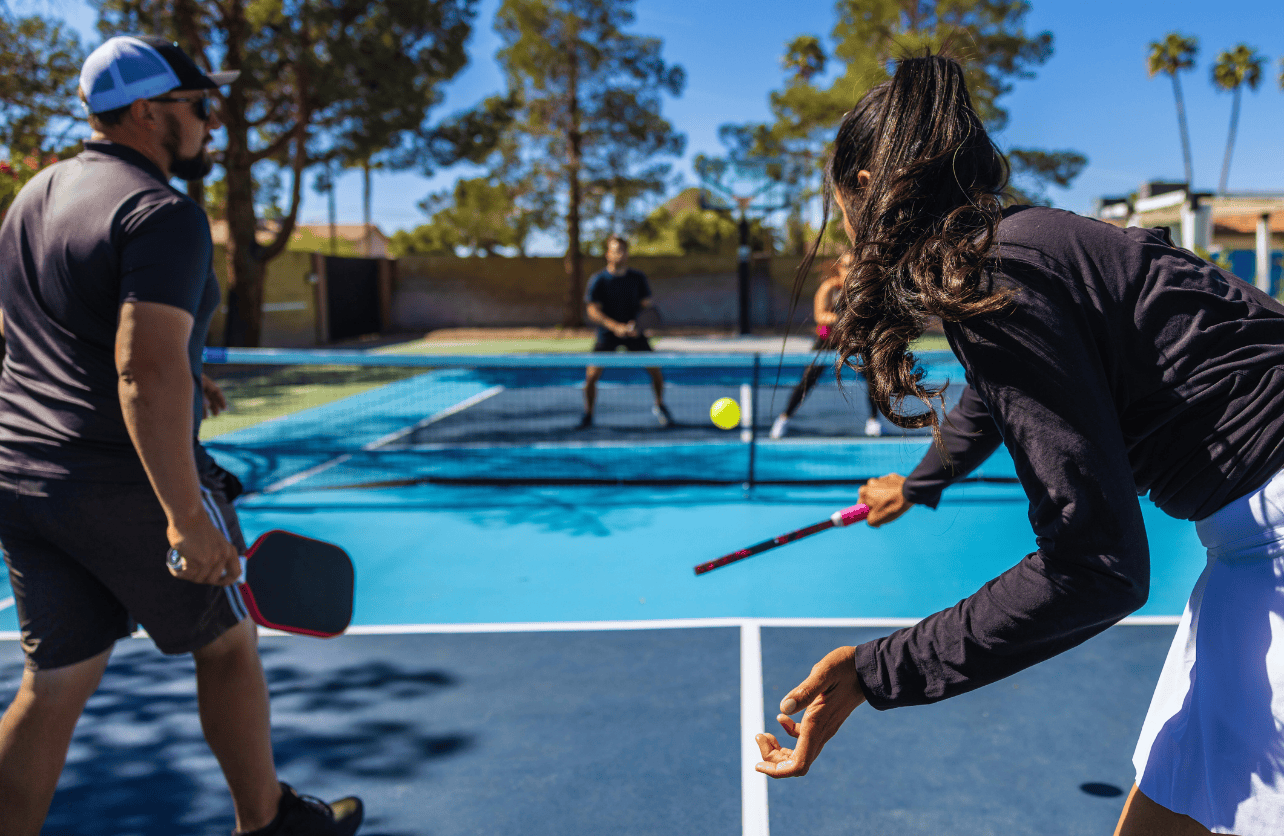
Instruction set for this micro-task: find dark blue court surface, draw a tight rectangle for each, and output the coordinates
[761,626,1170,836]
[0,622,1172,835]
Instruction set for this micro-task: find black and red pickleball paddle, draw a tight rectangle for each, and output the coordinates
[169,529,354,637]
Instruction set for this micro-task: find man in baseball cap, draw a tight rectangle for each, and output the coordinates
[77,35,238,181]
[0,36,362,836]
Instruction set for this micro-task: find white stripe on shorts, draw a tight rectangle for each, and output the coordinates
[1132,468,1284,835]
[200,485,248,623]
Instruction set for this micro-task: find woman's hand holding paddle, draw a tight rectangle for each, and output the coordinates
[858,473,912,527]
[755,645,867,778]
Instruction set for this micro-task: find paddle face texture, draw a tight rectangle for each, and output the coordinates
[242,530,354,637]
[635,306,662,332]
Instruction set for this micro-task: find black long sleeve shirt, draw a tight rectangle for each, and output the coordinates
[854,206,1284,710]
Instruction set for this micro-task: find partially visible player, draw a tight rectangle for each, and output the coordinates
[754,54,1284,836]
[0,36,361,836]
[770,251,882,439]
[579,234,673,428]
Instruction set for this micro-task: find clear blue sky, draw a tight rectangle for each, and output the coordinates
[23,0,1284,252]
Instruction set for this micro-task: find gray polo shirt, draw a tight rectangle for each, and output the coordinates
[0,139,220,481]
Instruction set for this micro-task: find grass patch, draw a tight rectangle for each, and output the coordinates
[201,364,422,439]
[375,337,595,355]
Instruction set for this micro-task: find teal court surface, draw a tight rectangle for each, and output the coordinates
[0,351,1204,835]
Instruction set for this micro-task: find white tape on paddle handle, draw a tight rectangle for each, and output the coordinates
[216,556,248,582]
[830,503,871,527]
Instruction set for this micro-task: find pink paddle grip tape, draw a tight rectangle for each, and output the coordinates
[830,503,870,527]
[817,324,831,339]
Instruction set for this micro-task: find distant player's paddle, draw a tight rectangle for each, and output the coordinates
[694,503,870,575]
[634,305,663,336]
[168,529,354,637]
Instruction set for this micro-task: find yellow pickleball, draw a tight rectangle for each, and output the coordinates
[710,397,741,430]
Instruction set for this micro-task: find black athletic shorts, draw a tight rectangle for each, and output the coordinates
[0,460,249,671]
[592,331,653,352]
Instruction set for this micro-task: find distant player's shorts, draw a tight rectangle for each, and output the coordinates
[1132,466,1284,835]
[592,330,652,352]
[0,460,249,671]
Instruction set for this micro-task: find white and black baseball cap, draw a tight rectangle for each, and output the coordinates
[80,35,239,115]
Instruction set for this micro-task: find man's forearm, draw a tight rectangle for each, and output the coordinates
[119,361,203,527]
[586,304,619,331]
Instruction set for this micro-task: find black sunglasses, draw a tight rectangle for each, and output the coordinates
[148,94,214,121]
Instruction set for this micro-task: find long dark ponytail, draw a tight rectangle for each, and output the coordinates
[797,55,1010,442]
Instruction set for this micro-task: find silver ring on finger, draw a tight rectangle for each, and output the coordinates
[166,548,187,573]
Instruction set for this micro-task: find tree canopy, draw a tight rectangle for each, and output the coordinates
[493,0,685,325]
[92,0,484,345]
[713,0,1087,252]
[403,176,548,257]
[0,10,85,161]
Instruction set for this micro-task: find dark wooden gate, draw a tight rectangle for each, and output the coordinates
[323,256,382,342]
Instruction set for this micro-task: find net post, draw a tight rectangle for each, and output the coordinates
[747,353,760,487]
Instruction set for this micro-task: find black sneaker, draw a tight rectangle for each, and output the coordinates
[576,412,593,429]
[653,404,674,428]
[235,782,363,836]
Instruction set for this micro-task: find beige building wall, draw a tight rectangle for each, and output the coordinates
[203,249,840,346]
[392,253,832,331]
[206,247,318,347]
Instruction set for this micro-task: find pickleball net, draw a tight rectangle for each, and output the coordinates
[199,348,1015,493]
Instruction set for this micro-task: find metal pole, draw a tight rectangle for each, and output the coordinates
[746,353,759,488]
[738,213,751,335]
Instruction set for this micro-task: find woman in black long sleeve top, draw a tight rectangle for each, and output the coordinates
[753,56,1284,836]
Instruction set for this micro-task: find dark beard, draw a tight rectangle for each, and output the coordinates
[162,113,214,182]
[170,151,213,182]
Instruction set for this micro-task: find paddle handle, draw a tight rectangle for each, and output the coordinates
[694,503,870,575]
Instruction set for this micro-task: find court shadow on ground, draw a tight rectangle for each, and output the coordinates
[237,481,1029,543]
[12,640,470,836]
[6,627,743,836]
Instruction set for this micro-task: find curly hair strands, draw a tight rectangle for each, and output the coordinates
[792,54,1011,446]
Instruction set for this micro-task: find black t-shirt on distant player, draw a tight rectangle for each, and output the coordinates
[0,140,221,481]
[585,268,651,336]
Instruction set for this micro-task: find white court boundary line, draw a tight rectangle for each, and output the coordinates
[0,597,12,613]
[741,623,769,836]
[0,613,1181,836]
[0,614,1181,642]
[256,385,504,493]
[0,614,1182,642]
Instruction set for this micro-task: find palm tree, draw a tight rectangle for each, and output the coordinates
[1147,34,1199,189]
[1212,45,1265,194]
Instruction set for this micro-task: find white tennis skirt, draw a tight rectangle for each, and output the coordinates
[1133,468,1284,835]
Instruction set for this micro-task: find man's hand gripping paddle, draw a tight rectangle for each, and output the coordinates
[694,503,870,575]
[632,305,663,336]
[169,529,354,637]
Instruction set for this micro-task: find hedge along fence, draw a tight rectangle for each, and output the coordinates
[205,247,841,346]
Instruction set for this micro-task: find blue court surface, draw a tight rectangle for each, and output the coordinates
[0,352,1206,835]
